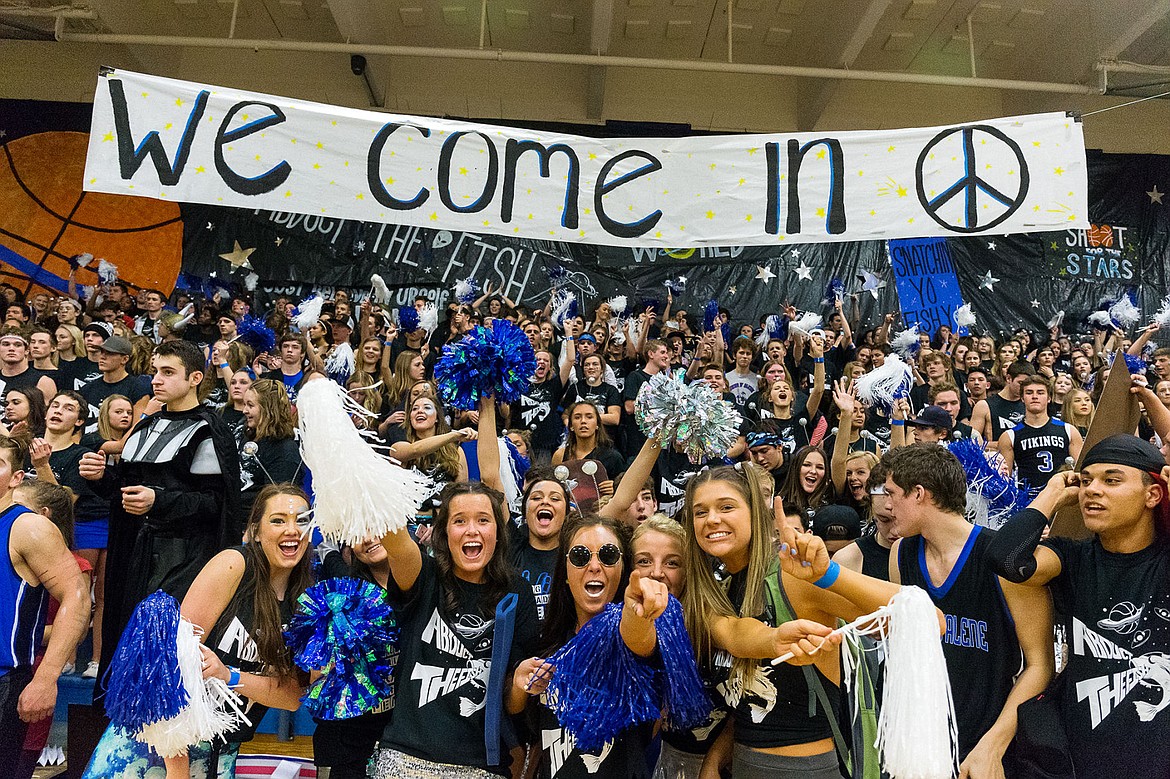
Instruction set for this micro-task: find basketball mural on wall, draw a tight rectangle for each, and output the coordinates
[0,130,183,297]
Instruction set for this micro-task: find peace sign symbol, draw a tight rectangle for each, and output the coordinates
[915,125,1030,233]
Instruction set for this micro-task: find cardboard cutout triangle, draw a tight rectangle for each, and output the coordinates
[1050,350,1142,539]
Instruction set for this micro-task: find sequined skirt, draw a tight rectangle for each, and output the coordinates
[371,748,497,779]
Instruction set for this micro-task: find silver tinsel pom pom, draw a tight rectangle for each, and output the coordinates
[634,372,742,463]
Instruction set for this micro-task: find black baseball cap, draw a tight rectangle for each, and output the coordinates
[810,505,862,542]
[908,405,953,430]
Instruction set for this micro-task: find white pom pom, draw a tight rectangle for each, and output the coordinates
[1109,296,1140,329]
[418,303,439,334]
[371,274,392,305]
[890,326,921,358]
[297,379,434,546]
[1047,310,1065,330]
[789,312,822,338]
[953,304,975,329]
[139,619,248,757]
[74,252,94,268]
[293,295,324,333]
[454,277,476,304]
[876,587,958,779]
[550,289,577,330]
[244,272,259,292]
[607,295,627,316]
[325,342,355,381]
[1154,295,1170,329]
[97,259,119,285]
[1087,310,1112,329]
[854,354,913,412]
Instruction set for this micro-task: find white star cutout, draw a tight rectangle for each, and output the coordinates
[678,275,688,285]
[793,261,813,281]
[728,286,737,295]
[0,130,7,139]
[274,237,284,247]
[790,249,801,259]
[987,241,997,250]
[205,222,214,231]
[858,270,884,299]
[979,270,999,291]
[355,240,366,251]
[1031,299,1041,308]
[755,265,776,283]
[1149,186,1165,205]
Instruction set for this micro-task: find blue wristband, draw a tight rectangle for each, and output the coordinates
[813,357,825,363]
[891,419,905,426]
[228,667,241,687]
[813,560,841,589]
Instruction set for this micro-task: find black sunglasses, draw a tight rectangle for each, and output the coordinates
[567,543,622,568]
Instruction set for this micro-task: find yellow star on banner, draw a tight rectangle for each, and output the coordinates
[706,210,715,219]
[429,212,439,221]
[745,214,753,222]
[1054,167,1065,175]
[356,193,364,200]
[195,166,206,173]
[887,145,896,152]
[165,123,173,130]
[897,185,907,197]
[316,141,324,150]
[219,241,256,269]
[101,132,113,142]
[175,98,183,107]
[816,148,826,159]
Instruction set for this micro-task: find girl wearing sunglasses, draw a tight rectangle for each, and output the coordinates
[512,513,669,777]
[681,465,905,779]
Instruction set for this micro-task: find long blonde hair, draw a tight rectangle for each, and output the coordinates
[681,464,777,684]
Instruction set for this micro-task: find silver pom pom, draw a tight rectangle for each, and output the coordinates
[634,372,742,464]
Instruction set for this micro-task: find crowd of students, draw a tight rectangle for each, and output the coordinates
[0,274,1168,779]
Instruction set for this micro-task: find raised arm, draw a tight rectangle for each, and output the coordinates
[804,334,826,417]
[983,472,1075,587]
[600,438,661,520]
[1133,374,1170,442]
[1129,322,1159,356]
[476,396,502,492]
[557,337,576,386]
[830,379,854,493]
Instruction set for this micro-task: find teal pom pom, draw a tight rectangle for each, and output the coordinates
[434,320,538,411]
[285,578,399,720]
[103,590,187,733]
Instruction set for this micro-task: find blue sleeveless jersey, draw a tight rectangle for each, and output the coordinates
[0,504,49,675]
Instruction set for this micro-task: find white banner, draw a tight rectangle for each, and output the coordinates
[84,68,1089,248]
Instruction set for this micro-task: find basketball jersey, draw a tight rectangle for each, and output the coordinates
[0,505,48,675]
[985,394,1025,442]
[1009,419,1071,493]
[856,533,891,581]
[897,526,1021,759]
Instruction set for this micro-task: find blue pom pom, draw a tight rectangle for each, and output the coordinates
[822,278,845,307]
[237,315,276,354]
[1124,353,1148,375]
[398,306,420,333]
[654,597,710,730]
[948,438,1033,526]
[545,603,659,752]
[285,578,399,720]
[504,435,531,486]
[434,320,538,411]
[720,322,732,347]
[546,263,568,284]
[565,297,579,322]
[702,300,719,333]
[103,591,188,732]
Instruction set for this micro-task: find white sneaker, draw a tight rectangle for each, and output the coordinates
[82,660,99,678]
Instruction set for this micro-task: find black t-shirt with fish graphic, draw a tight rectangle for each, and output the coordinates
[1043,535,1170,779]
[533,689,652,777]
[381,555,539,774]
